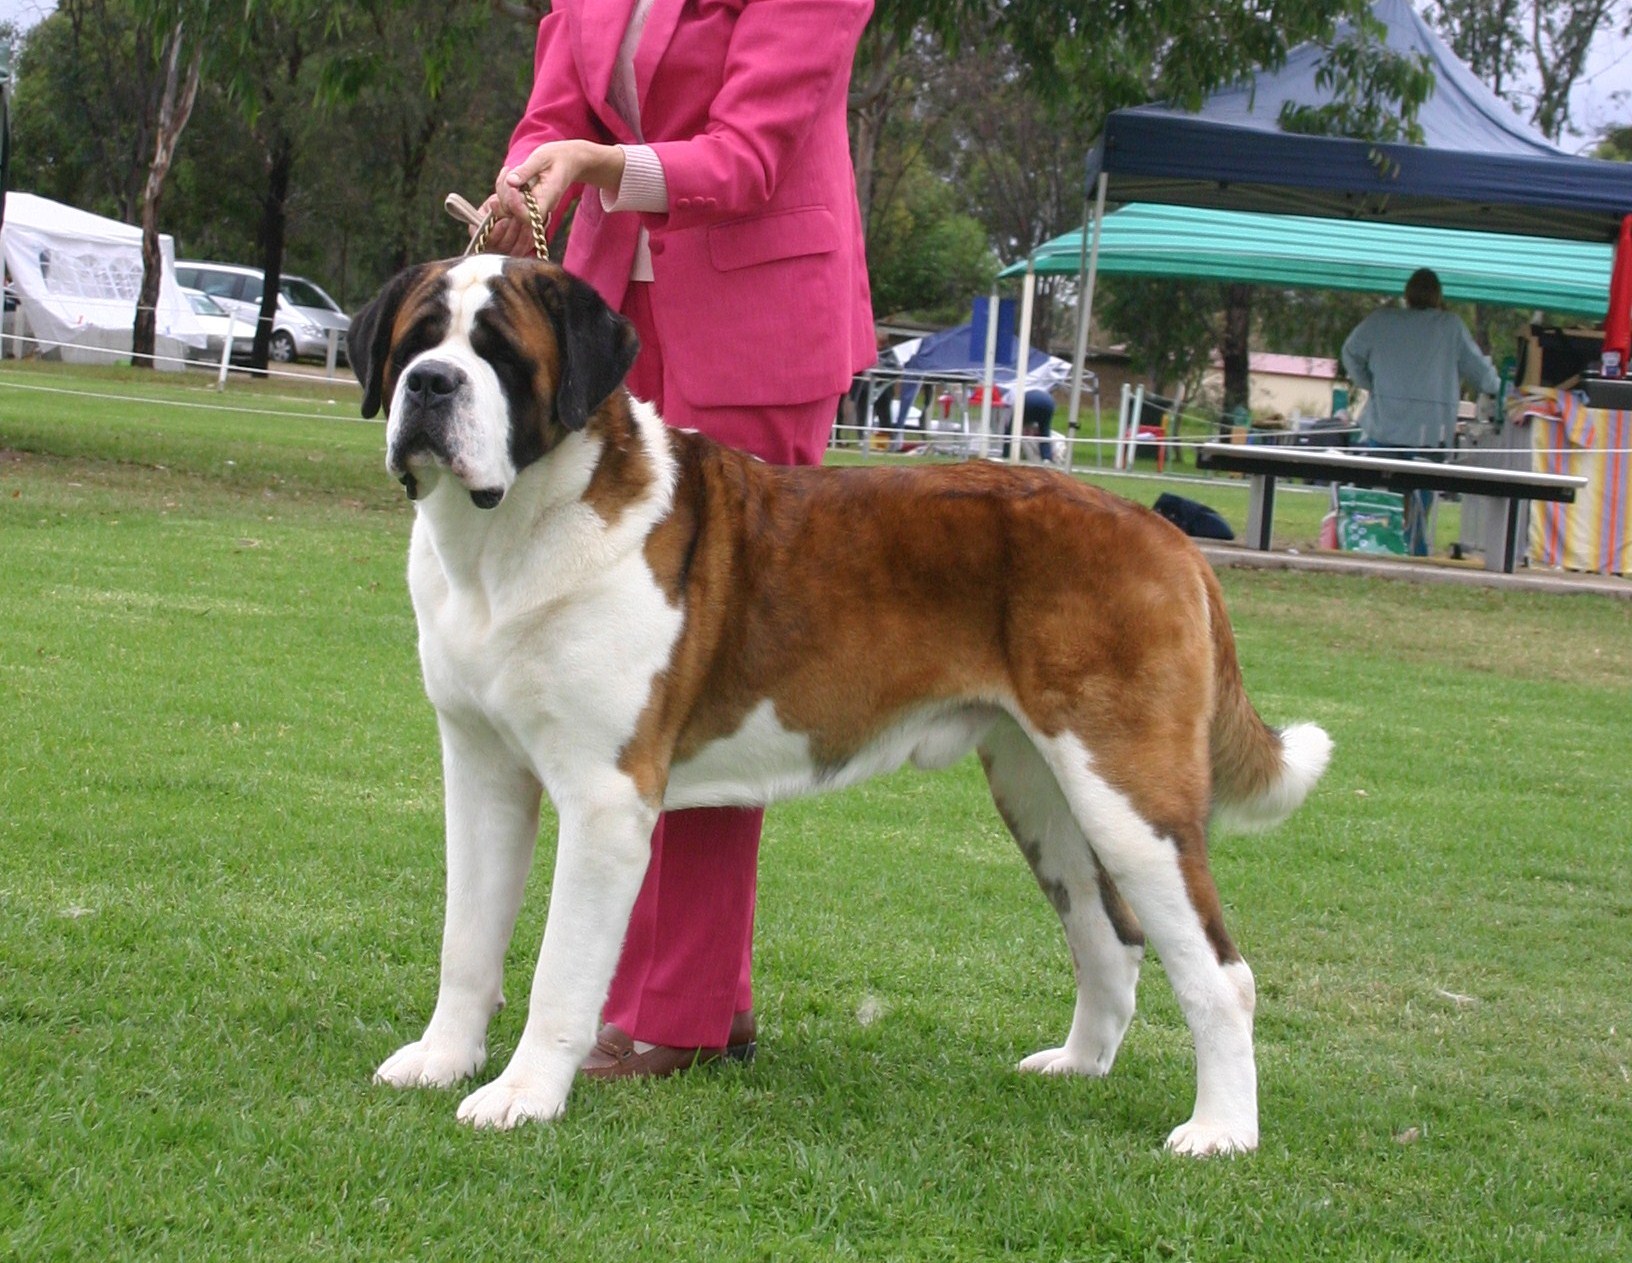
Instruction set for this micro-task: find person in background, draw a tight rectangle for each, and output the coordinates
[1021,388,1056,463]
[1341,267,1500,555]
[480,0,876,1078]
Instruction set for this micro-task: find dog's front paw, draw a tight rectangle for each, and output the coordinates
[1016,1045,1113,1077]
[1165,1117,1258,1158]
[375,1037,486,1089]
[455,1076,569,1129]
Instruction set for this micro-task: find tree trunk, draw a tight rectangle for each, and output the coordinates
[391,114,441,275]
[848,25,899,239]
[133,26,202,370]
[1220,283,1253,416]
[250,132,295,373]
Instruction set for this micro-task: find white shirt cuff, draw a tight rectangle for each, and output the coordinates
[601,145,669,214]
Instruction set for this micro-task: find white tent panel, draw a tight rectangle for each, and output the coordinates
[2,191,205,369]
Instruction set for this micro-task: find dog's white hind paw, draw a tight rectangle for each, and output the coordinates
[1016,1046,1112,1077]
[375,1038,485,1089]
[456,1077,568,1129]
[1165,1118,1258,1157]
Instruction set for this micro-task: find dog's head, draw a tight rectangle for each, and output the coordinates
[348,256,640,508]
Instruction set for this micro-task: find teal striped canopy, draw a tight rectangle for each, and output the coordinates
[1001,203,1613,317]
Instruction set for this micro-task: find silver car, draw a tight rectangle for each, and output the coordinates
[174,261,350,363]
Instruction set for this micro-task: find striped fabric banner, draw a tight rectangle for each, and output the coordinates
[1526,389,1632,576]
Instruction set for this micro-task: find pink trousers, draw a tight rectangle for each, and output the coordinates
[604,282,837,1047]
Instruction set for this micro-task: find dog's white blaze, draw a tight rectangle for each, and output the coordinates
[387,254,516,495]
[1032,730,1259,1156]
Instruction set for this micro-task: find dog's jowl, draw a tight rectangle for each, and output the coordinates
[349,256,1331,1156]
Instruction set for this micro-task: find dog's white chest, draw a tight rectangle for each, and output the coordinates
[410,514,683,782]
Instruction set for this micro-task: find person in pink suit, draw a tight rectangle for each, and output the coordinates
[480,0,876,1076]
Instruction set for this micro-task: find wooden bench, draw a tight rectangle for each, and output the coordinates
[1193,441,1586,574]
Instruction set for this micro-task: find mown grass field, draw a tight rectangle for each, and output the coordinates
[2,362,1629,1261]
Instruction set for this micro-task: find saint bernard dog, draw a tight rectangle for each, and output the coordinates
[348,254,1331,1157]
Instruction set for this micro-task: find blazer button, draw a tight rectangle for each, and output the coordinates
[650,240,666,256]
[676,196,693,209]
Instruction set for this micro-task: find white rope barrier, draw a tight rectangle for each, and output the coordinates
[1,329,352,387]
[0,373,374,426]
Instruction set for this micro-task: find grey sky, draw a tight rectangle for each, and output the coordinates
[0,0,54,34]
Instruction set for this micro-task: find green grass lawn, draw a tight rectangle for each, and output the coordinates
[3,363,1631,1260]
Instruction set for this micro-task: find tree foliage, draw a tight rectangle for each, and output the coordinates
[1098,276,1225,401]
[11,0,1617,391]
[1279,13,1438,143]
[1427,0,1630,142]
[1596,124,1632,159]
[10,0,171,221]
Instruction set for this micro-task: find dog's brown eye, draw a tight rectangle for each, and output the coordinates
[392,315,451,374]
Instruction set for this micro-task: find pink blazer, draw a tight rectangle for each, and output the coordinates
[507,0,876,408]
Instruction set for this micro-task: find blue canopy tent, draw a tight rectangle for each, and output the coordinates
[896,320,1072,390]
[864,319,1076,452]
[994,0,1632,461]
[1086,0,1632,244]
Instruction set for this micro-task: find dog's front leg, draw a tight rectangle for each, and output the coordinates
[456,788,657,1128]
[376,716,542,1090]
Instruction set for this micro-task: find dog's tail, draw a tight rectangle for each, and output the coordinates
[1202,566,1332,834]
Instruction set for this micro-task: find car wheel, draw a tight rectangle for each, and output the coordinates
[269,331,297,363]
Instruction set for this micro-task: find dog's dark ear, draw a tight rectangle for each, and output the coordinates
[549,272,640,432]
[348,264,430,419]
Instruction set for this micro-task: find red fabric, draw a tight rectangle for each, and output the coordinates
[1603,214,1632,360]
[601,284,836,1048]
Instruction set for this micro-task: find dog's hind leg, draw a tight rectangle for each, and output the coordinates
[1033,729,1259,1157]
[377,716,542,1090]
[980,720,1144,1080]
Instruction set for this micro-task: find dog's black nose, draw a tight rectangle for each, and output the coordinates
[403,361,465,405]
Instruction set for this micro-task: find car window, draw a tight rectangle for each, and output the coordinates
[198,273,241,301]
[175,267,199,288]
[186,291,228,317]
[240,275,264,303]
[280,278,336,310]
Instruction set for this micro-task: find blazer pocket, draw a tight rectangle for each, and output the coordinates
[708,206,840,272]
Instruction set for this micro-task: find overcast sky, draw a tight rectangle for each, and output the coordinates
[0,0,52,36]
[1,0,1629,147]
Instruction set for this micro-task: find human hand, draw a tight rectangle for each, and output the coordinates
[470,193,530,257]
[490,140,627,257]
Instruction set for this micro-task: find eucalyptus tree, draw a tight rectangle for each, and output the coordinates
[210,0,359,370]
[9,0,160,221]
[1429,0,1629,142]
[9,1,209,367]
[132,1,206,368]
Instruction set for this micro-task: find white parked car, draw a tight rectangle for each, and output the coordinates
[173,260,350,363]
[181,288,255,364]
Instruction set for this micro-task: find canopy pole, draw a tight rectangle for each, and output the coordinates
[977,284,1000,459]
[1008,264,1037,464]
[1067,172,1108,469]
